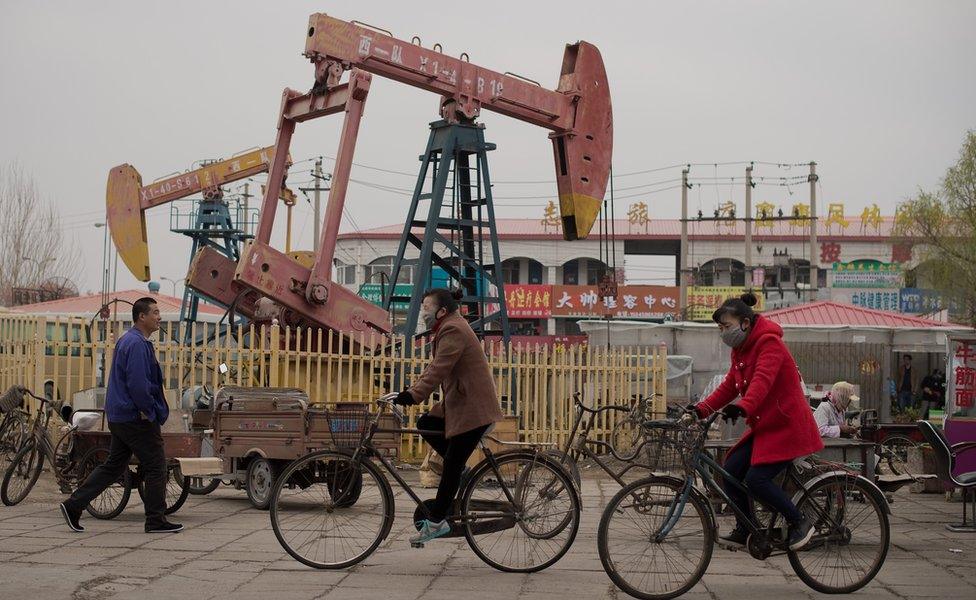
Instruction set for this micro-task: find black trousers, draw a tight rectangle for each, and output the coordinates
[65,420,168,527]
[417,413,489,522]
[722,437,803,531]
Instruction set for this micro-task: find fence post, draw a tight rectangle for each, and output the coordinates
[269,322,281,387]
[32,316,47,397]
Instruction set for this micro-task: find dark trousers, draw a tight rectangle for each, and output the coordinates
[417,413,489,522]
[723,437,803,531]
[65,420,168,527]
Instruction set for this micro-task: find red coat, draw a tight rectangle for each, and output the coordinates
[697,315,823,466]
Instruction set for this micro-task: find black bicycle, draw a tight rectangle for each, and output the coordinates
[598,409,891,599]
[269,393,581,572]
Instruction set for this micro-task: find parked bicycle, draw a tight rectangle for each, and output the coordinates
[598,408,891,599]
[270,392,581,572]
[0,389,29,469]
[546,393,670,491]
[0,385,188,517]
[0,386,94,505]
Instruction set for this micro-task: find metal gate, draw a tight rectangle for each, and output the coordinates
[787,342,886,411]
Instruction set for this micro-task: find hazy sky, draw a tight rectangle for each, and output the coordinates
[1,1,974,295]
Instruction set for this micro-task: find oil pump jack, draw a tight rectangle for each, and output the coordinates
[106,13,612,351]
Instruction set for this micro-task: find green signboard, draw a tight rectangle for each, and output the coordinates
[358,283,413,311]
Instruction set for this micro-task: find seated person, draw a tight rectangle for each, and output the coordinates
[813,381,859,438]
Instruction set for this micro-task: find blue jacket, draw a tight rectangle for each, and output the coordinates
[105,328,169,424]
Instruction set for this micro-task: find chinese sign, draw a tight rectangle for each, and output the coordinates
[687,286,766,321]
[833,287,901,312]
[899,288,944,314]
[505,285,552,319]
[948,337,976,415]
[860,204,882,232]
[358,283,412,311]
[831,261,903,288]
[541,200,560,229]
[824,203,849,231]
[790,203,810,229]
[627,202,649,231]
[552,285,679,319]
[755,202,776,230]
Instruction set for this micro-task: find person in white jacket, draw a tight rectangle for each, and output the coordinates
[813,381,859,438]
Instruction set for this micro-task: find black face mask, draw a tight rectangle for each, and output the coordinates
[720,324,749,348]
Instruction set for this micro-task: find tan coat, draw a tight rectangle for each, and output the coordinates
[407,312,503,438]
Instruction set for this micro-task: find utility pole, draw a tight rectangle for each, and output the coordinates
[679,168,690,318]
[299,161,331,255]
[744,164,753,289]
[809,161,818,297]
[313,158,323,245]
[241,182,253,237]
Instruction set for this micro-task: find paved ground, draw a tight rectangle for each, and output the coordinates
[0,468,973,600]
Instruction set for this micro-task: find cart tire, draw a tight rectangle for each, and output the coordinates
[246,457,280,510]
[79,447,131,520]
[188,477,221,495]
[137,465,190,515]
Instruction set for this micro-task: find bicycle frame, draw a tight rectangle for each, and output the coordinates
[650,413,851,549]
[553,394,661,486]
[342,404,531,525]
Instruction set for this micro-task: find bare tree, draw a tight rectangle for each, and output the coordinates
[894,130,976,325]
[0,163,82,306]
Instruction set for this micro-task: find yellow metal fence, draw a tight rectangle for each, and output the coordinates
[0,315,667,459]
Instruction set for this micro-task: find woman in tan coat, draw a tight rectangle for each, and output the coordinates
[394,288,503,544]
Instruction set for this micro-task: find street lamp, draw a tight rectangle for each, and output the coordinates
[94,222,108,303]
[160,276,179,297]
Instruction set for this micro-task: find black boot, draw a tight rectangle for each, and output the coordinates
[59,502,84,532]
[719,526,748,548]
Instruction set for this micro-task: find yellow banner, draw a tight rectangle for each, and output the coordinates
[688,286,765,321]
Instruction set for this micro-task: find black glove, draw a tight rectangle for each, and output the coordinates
[684,403,702,417]
[393,390,416,406]
[721,404,746,423]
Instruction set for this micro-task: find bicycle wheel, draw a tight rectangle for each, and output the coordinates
[79,447,131,520]
[187,477,221,495]
[1,439,44,506]
[612,416,643,455]
[542,449,581,488]
[137,465,190,514]
[0,412,27,465]
[598,476,713,600]
[270,450,393,569]
[788,474,889,594]
[461,451,581,573]
[879,435,918,477]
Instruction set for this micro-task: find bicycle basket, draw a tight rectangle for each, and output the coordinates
[641,420,703,473]
[0,386,24,414]
[324,403,371,449]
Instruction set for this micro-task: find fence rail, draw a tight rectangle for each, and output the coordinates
[0,315,667,459]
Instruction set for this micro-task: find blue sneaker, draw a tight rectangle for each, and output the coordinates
[410,519,451,547]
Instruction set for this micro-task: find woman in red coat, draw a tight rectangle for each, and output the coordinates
[693,292,822,551]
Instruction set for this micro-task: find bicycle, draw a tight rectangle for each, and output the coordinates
[0,386,117,510]
[0,392,30,469]
[269,392,581,572]
[546,393,670,491]
[598,408,891,599]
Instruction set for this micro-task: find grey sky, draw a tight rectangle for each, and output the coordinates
[1,0,973,295]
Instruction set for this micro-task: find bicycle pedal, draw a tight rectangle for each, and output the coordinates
[410,542,425,549]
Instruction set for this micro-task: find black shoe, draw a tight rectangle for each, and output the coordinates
[788,517,814,551]
[719,527,748,548]
[146,521,183,534]
[59,502,84,533]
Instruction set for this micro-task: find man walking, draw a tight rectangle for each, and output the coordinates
[896,354,916,412]
[60,297,182,533]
